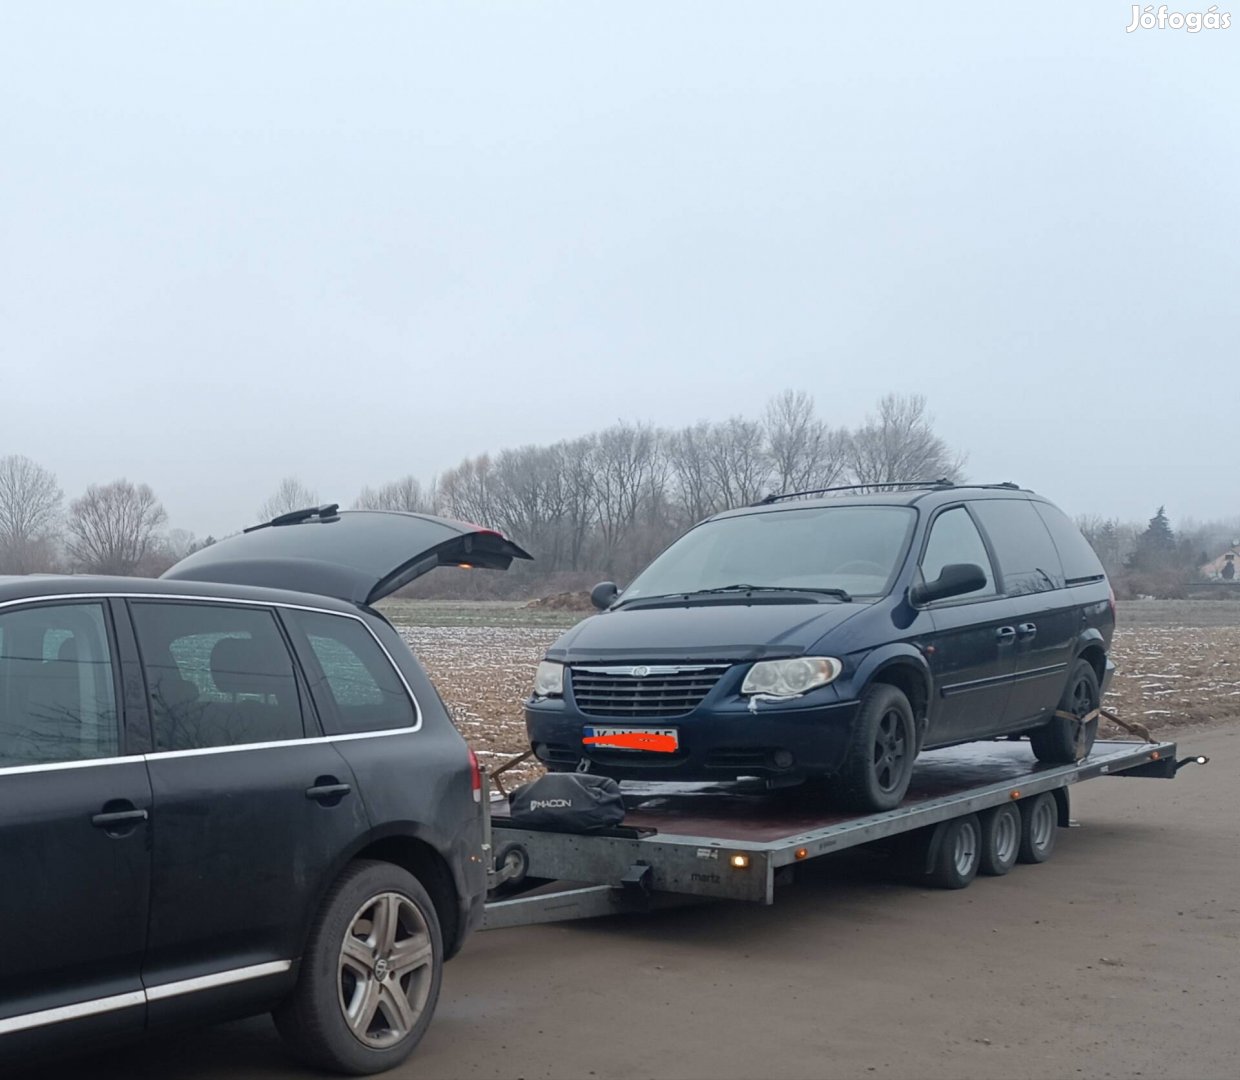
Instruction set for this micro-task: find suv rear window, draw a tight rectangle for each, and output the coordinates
[284,610,416,735]
[0,603,118,767]
[130,602,305,752]
[1032,502,1107,583]
[970,500,1065,595]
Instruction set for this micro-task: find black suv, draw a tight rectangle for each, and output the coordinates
[526,484,1114,812]
[0,508,529,1075]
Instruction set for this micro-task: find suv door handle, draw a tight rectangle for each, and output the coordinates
[995,626,1017,643]
[92,807,148,832]
[306,781,352,804]
[1017,622,1037,639]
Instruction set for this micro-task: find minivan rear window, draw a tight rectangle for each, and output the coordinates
[1032,502,1107,584]
[970,500,1065,596]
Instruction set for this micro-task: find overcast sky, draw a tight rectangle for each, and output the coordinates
[1,2,1235,538]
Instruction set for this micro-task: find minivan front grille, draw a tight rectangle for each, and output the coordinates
[569,664,730,719]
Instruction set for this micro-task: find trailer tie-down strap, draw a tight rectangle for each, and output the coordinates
[1054,707,1154,745]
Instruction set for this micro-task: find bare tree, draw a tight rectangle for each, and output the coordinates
[762,390,850,495]
[258,477,319,521]
[354,476,436,514]
[0,455,63,573]
[847,394,965,487]
[704,417,772,508]
[438,455,497,527]
[66,480,168,575]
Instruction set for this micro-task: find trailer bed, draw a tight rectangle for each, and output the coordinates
[483,738,1183,928]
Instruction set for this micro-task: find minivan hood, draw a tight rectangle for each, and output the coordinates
[545,600,868,663]
[163,508,532,606]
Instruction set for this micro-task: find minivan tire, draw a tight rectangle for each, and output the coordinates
[1030,660,1100,764]
[274,859,443,1076]
[833,683,918,812]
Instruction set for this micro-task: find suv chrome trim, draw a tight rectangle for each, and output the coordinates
[0,728,420,777]
[0,990,147,1036]
[0,961,293,1035]
[145,960,293,1000]
[0,755,146,780]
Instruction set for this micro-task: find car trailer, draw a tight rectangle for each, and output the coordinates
[480,738,1208,931]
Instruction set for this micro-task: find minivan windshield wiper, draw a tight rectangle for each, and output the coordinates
[612,583,853,610]
[691,583,853,602]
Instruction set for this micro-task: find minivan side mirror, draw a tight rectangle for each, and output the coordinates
[909,563,988,606]
[590,581,620,610]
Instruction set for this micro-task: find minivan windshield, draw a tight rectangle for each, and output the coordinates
[620,505,916,603]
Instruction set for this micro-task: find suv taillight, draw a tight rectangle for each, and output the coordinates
[1108,582,1116,620]
[467,748,482,804]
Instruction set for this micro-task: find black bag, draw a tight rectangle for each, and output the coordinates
[507,773,625,832]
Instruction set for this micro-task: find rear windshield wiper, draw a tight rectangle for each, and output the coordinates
[687,583,853,602]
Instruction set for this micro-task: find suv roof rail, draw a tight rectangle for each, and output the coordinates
[751,480,1023,506]
[244,503,341,533]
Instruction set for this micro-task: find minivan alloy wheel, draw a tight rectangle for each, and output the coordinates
[873,709,909,793]
[339,892,435,1048]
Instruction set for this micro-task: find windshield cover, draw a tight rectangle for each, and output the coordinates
[620,505,916,602]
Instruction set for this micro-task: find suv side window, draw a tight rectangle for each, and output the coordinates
[130,602,305,752]
[970,500,1066,596]
[1031,502,1107,583]
[920,507,997,599]
[284,610,416,735]
[0,602,119,767]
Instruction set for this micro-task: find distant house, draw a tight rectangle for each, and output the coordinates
[1200,547,1239,580]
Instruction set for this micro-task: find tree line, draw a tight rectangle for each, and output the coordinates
[7,389,1232,598]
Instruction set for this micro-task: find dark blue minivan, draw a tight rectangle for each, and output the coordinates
[525,483,1115,812]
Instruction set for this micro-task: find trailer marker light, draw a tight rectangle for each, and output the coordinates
[730,854,750,869]
[1150,750,1161,760]
[795,848,809,860]
[1010,790,1022,799]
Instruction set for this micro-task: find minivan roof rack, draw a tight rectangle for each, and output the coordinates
[752,481,1022,506]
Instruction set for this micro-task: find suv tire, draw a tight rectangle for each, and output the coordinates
[274,859,443,1076]
[1030,660,1100,764]
[834,683,918,812]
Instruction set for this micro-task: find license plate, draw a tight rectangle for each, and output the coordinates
[582,726,679,752]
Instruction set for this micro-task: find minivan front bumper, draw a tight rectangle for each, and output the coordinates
[526,696,862,782]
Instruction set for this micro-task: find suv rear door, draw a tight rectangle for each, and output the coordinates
[120,598,370,1024]
[162,509,531,605]
[0,600,151,1047]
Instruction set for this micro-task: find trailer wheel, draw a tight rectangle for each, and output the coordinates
[1017,792,1058,864]
[927,814,981,889]
[1030,660,1100,763]
[834,683,917,812]
[979,803,1021,876]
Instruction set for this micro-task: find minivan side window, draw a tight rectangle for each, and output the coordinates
[920,507,997,599]
[0,603,118,767]
[130,602,305,752]
[1031,502,1107,584]
[970,500,1066,596]
[283,610,416,735]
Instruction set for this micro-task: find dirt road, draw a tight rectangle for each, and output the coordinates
[34,722,1237,1080]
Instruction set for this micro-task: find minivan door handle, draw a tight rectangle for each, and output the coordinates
[995,626,1017,643]
[1017,622,1037,639]
[306,779,352,805]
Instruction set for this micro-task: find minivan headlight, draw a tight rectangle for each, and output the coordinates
[533,660,565,697]
[741,657,842,698]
